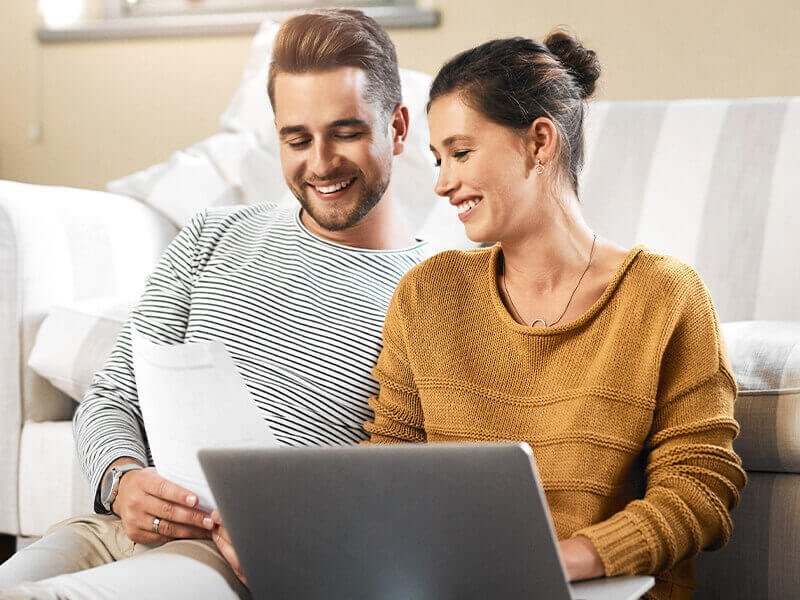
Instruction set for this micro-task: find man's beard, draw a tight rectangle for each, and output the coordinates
[290,167,391,232]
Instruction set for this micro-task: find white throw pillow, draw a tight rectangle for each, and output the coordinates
[108,19,473,250]
[28,298,134,403]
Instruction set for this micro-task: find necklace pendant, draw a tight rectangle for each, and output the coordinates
[530,318,547,327]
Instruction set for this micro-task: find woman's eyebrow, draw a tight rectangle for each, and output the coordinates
[439,134,475,148]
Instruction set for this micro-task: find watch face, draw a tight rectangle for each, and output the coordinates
[100,468,115,506]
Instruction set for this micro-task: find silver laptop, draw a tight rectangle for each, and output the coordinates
[199,443,653,600]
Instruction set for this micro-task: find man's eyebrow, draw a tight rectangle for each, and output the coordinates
[279,119,368,137]
[279,125,307,137]
[329,118,368,129]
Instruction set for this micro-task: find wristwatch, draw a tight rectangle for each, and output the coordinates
[100,463,143,514]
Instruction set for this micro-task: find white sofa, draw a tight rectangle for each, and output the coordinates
[1,21,799,597]
[0,182,178,537]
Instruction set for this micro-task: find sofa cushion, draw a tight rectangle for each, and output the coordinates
[18,421,94,537]
[722,320,800,473]
[694,471,800,600]
[27,298,132,404]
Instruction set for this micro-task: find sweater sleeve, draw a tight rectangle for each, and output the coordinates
[73,210,207,513]
[364,283,426,444]
[572,270,747,576]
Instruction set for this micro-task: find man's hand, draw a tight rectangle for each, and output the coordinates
[558,535,605,581]
[111,465,214,544]
[211,509,247,585]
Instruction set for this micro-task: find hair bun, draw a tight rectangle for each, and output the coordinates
[544,28,600,99]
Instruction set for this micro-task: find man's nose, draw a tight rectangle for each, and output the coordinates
[310,139,341,178]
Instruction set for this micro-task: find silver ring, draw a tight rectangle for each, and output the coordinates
[152,517,161,534]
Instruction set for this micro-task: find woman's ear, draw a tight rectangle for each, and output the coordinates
[390,104,410,156]
[525,116,559,168]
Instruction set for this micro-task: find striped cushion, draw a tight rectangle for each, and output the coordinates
[580,98,800,322]
[27,298,133,404]
[721,321,800,473]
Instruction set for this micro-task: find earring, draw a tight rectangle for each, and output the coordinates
[535,159,545,174]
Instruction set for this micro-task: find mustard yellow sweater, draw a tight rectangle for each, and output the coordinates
[364,244,746,600]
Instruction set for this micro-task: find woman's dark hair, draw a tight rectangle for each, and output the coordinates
[428,29,601,194]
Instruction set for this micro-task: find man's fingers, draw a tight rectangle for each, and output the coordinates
[211,509,223,525]
[213,530,235,564]
[130,530,171,545]
[140,514,211,540]
[213,528,244,583]
[158,520,211,540]
[143,496,213,530]
[143,471,199,507]
[214,524,232,546]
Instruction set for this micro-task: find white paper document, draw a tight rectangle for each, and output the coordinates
[132,328,279,511]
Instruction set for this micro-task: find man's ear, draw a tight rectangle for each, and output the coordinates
[389,104,410,156]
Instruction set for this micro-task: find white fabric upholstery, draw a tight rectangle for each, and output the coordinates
[0,195,22,536]
[722,321,800,473]
[0,182,176,424]
[18,421,94,537]
[694,472,800,600]
[580,98,800,322]
[27,298,133,404]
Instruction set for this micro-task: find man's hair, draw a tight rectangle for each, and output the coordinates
[267,9,402,120]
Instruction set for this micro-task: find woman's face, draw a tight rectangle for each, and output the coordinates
[428,92,539,244]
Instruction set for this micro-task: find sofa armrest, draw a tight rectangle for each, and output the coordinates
[722,321,800,473]
[0,179,177,535]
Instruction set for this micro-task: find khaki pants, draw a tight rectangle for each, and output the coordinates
[0,514,250,600]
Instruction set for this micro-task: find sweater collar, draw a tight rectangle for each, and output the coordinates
[487,243,648,336]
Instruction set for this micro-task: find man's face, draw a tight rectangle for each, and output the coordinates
[274,67,395,232]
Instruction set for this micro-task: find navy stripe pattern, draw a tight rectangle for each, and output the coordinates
[73,203,429,511]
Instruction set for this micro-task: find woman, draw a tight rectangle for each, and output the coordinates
[364,31,745,600]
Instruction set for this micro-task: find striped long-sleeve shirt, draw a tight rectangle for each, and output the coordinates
[74,203,429,512]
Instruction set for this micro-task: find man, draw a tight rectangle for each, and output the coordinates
[0,9,428,599]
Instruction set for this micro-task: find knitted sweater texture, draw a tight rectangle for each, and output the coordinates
[364,244,746,600]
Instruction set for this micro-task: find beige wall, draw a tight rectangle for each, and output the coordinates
[1,0,799,190]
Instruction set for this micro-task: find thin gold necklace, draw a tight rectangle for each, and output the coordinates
[501,234,597,328]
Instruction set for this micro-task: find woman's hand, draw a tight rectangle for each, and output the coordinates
[558,535,605,581]
[211,510,247,586]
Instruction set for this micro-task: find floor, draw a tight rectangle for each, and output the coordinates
[0,534,14,565]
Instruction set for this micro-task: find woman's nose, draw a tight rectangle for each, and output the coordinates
[434,165,456,197]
